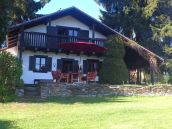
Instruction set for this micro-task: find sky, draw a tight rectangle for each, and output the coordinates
[37,0,104,21]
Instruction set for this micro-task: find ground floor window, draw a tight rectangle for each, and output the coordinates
[29,55,52,73]
[35,57,46,72]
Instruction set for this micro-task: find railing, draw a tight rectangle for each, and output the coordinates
[23,32,47,48]
[22,32,106,49]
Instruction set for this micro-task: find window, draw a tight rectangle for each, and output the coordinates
[58,28,68,35]
[83,60,102,75]
[57,27,78,37]
[35,57,46,72]
[74,30,78,36]
[29,56,52,73]
[68,29,78,36]
[68,30,78,42]
[68,30,73,36]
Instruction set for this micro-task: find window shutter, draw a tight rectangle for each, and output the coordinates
[97,61,102,75]
[46,57,52,72]
[47,26,58,36]
[78,30,89,42]
[57,59,63,70]
[73,60,79,72]
[29,56,35,71]
[83,60,88,74]
[47,26,58,49]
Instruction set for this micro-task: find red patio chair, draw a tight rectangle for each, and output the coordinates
[60,73,70,83]
[87,72,97,83]
[71,73,80,83]
[51,70,61,82]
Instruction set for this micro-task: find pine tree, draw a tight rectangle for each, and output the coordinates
[95,0,172,57]
[100,36,128,84]
[151,0,172,57]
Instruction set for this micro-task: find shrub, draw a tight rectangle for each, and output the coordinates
[160,60,172,84]
[16,79,24,89]
[0,51,22,102]
[99,36,128,84]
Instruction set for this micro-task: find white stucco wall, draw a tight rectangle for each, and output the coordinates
[22,15,106,84]
[5,46,18,56]
[25,16,106,39]
[22,51,103,84]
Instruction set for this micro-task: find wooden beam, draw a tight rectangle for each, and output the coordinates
[8,38,18,44]
[92,24,95,39]
[137,69,140,84]
[139,69,142,84]
[151,70,155,85]
[48,18,51,26]
[8,35,18,40]
[8,42,17,47]
[19,27,24,62]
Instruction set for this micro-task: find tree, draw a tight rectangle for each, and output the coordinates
[95,0,150,42]
[95,0,172,57]
[100,36,128,84]
[95,0,172,84]
[149,0,172,57]
[0,0,50,45]
[0,51,22,102]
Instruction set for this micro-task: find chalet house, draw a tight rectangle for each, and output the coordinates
[2,7,163,85]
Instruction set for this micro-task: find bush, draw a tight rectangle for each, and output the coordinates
[0,51,22,102]
[99,36,129,84]
[16,79,24,89]
[160,59,172,84]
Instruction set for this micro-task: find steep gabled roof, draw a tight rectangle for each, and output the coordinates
[7,7,163,63]
[8,6,114,36]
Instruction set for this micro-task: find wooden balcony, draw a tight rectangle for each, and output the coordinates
[21,32,106,52]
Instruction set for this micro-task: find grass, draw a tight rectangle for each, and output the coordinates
[0,96,172,129]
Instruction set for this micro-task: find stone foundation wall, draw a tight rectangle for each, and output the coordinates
[39,81,172,99]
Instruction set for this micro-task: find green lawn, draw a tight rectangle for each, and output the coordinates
[0,96,172,129]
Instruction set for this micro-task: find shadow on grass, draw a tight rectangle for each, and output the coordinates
[0,120,19,129]
[16,95,131,104]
